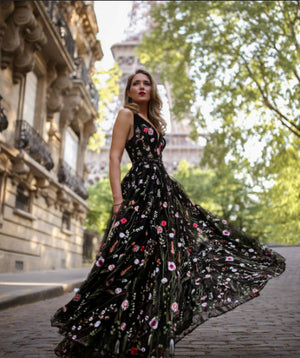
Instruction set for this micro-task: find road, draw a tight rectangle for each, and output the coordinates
[0,247,299,358]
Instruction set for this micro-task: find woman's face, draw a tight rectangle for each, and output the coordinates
[127,73,152,105]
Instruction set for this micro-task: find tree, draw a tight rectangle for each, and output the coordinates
[138,0,300,138]
[89,62,121,152]
[137,0,300,245]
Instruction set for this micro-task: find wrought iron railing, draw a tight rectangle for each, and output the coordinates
[43,1,75,60]
[74,58,99,110]
[57,160,88,199]
[15,120,54,171]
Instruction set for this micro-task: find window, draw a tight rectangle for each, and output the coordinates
[62,211,71,231]
[23,71,38,126]
[15,185,31,212]
[64,127,79,172]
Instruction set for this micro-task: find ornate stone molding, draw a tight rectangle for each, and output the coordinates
[47,65,72,121]
[0,2,15,44]
[0,151,12,173]
[1,2,47,82]
[60,87,83,132]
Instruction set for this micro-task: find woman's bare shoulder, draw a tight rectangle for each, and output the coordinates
[118,107,134,118]
[114,108,134,128]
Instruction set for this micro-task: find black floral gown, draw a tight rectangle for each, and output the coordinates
[51,113,285,358]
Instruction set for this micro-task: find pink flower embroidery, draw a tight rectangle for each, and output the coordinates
[121,299,129,310]
[149,317,159,329]
[161,220,167,227]
[157,226,163,233]
[193,223,198,228]
[168,261,176,271]
[195,278,201,285]
[120,218,127,224]
[108,264,115,271]
[225,256,234,262]
[120,322,126,331]
[171,302,179,312]
[163,202,168,208]
[132,245,140,252]
[148,128,154,135]
[222,230,230,236]
[143,127,148,133]
[95,256,105,267]
[115,288,122,294]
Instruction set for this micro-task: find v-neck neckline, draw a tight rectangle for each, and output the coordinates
[136,113,160,139]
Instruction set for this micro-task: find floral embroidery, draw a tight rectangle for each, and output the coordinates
[51,112,285,358]
[171,302,179,312]
[95,257,105,267]
[149,317,159,329]
[121,300,129,310]
[168,261,176,271]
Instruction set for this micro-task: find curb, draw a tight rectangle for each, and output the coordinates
[0,280,83,311]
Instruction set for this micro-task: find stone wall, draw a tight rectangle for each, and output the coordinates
[0,1,103,273]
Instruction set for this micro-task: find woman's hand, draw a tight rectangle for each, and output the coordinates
[113,200,123,218]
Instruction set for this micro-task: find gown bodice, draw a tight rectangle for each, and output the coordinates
[125,113,166,164]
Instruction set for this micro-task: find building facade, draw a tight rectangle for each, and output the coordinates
[0,1,102,272]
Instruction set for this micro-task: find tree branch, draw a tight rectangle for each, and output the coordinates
[241,54,300,137]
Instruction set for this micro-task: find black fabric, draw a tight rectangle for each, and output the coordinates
[51,113,285,358]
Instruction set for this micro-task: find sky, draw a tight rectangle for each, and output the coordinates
[93,1,172,132]
[94,1,133,70]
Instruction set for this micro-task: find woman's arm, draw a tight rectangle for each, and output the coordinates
[109,108,133,216]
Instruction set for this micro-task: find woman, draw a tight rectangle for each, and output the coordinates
[51,69,285,358]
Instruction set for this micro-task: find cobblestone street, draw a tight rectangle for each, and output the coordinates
[0,247,299,358]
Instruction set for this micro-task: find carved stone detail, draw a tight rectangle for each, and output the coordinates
[41,186,56,207]
[60,88,83,131]
[47,66,72,121]
[1,2,47,82]
[0,2,15,44]
[0,152,12,173]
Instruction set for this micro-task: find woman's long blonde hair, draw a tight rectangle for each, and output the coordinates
[124,69,167,135]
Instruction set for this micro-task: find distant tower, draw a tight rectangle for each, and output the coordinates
[86,1,204,185]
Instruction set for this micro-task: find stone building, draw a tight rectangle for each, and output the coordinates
[86,39,205,185]
[0,1,102,272]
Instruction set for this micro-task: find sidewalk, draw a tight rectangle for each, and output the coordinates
[0,266,91,311]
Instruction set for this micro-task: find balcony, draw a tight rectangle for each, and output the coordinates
[43,1,75,60]
[74,58,99,111]
[15,120,54,171]
[57,160,88,200]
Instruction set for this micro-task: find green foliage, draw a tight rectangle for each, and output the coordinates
[256,141,300,245]
[89,62,121,152]
[173,160,262,238]
[137,1,300,245]
[85,164,132,236]
[138,1,300,137]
